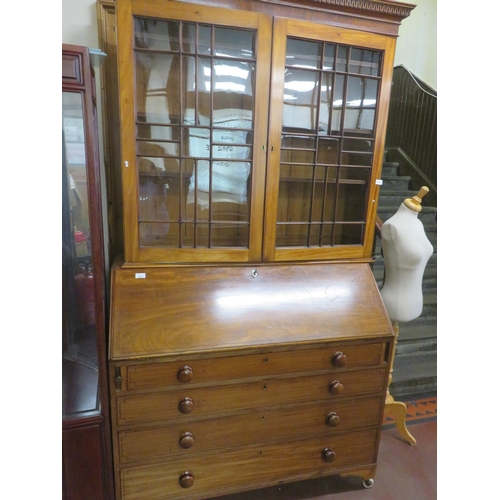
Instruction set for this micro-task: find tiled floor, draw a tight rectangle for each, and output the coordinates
[214,392,437,500]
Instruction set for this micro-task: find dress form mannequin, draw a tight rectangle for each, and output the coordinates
[380,186,433,446]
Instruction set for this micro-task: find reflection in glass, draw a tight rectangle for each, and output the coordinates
[286,38,321,69]
[345,76,379,136]
[349,48,381,76]
[277,37,382,248]
[62,91,99,417]
[215,28,255,58]
[283,68,319,132]
[133,18,256,248]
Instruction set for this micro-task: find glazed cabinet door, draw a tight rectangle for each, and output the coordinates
[117,0,271,264]
[263,18,396,262]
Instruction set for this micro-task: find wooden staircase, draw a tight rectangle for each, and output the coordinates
[373,160,437,397]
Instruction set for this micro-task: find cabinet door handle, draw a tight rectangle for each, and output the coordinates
[326,412,341,427]
[179,432,195,449]
[329,380,344,395]
[322,448,336,463]
[177,366,194,383]
[331,352,347,367]
[179,397,194,414]
[179,471,195,488]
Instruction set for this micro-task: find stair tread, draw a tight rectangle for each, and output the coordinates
[393,351,437,381]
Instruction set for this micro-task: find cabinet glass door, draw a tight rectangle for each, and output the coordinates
[264,19,395,262]
[62,90,99,418]
[117,2,271,263]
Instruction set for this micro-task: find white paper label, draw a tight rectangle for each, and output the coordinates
[135,273,146,279]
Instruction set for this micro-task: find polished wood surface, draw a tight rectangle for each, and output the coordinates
[120,429,378,500]
[109,262,393,499]
[123,341,383,390]
[105,1,413,497]
[110,262,393,360]
[116,368,386,425]
[118,396,382,464]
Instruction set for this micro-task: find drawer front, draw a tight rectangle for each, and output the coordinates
[119,396,382,464]
[120,428,378,500]
[117,368,386,425]
[124,343,384,391]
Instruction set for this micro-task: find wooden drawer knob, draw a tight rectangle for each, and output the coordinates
[179,472,194,488]
[329,380,344,395]
[177,366,194,383]
[178,397,194,414]
[179,432,195,449]
[332,352,347,367]
[322,448,336,463]
[326,412,341,427]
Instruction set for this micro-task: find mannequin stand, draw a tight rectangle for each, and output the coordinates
[384,321,416,446]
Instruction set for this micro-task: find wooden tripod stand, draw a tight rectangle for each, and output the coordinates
[384,321,416,446]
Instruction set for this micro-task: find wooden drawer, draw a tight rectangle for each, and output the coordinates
[120,428,378,500]
[119,396,382,464]
[116,368,386,426]
[122,342,385,391]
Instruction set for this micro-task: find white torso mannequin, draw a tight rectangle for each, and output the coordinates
[380,188,434,323]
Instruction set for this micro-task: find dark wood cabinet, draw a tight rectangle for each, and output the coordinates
[62,44,114,500]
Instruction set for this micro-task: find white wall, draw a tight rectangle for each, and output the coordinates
[394,0,437,90]
[62,0,100,48]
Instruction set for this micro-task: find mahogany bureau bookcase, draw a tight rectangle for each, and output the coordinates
[107,1,414,498]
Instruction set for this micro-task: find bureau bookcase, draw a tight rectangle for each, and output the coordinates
[108,0,414,498]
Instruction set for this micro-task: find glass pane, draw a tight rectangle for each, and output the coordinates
[283,69,319,132]
[136,52,179,124]
[183,127,210,158]
[213,60,254,128]
[281,135,316,164]
[62,91,99,418]
[317,138,340,164]
[276,224,309,247]
[336,177,369,221]
[336,46,348,72]
[319,73,332,134]
[333,224,363,245]
[181,22,196,54]
[212,223,249,247]
[135,18,180,51]
[279,164,313,223]
[323,43,335,71]
[344,76,379,136]
[286,38,321,69]
[214,128,252,145]
[331,74,345,135]
[211,161,251,220]
[349,48,381,76]
[198,25,212,55]
[214,27,255,58]
[186,160,210,221]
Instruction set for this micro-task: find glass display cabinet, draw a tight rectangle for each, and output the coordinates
[62,44,113,500]
[106,1,414,499]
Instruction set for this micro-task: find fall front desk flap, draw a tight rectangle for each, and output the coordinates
[109,262,393,360]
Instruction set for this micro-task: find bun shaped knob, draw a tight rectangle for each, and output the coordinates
[332,352,347,368]
[179,432,195,449]
[179,397,194,414]
[179,472,194,488]
[326,412,341,427]
[177,366,194,383]
[329,380,344,395]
